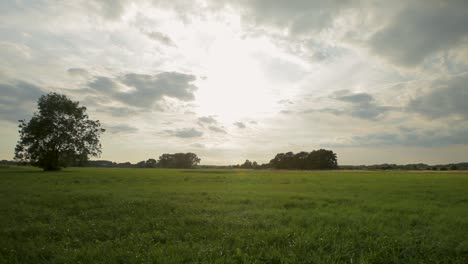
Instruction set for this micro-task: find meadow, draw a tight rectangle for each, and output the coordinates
[0,167,467,263]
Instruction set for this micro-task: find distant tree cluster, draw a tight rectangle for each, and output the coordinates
[84,160,134,168]
[230,149,338,170]
[231,159,268,169]
[136,153,201,168]
[77,153,200,168]
[239,160,258,169]
[340,163,466,171]
[269,149,338,170]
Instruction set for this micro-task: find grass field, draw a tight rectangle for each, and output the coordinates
[0,167,467,263]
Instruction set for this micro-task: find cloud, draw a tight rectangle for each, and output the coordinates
[190,143,205,148]
[67,68,89,77]
[0,41,31,59]
[89,0,129,20]
[234,122,246,129]
[120,72,197,104]
[145,31,175,46]
[277,99,294,105]
[335,92,394,120]
[87,72,197,109]
[220,1,468,68]
[165,128,203,138]
[302,73,468,124]
[198,116,218,124]
[305,91,395,120]
[337,93,373,104]
[106,124,139,134]
[208,126,226,133]
[88,76,120,93]
[326,125,468,147]
[0,80,44,122]
[228,0,353,36]
[368,1,468,67]
[100,106,141,117]
[407,73,468,120]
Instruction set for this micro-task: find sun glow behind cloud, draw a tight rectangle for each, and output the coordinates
[196,34,279,121]
[131,6,285,121]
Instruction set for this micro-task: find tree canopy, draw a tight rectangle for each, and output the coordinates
[157,153,201,168]
[14,93,105,171]
[269,149,338,170]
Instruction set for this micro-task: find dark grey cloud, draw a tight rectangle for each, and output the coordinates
[305,73,467,122]
[306,91,394,120]
[106,124,139,134]
[208,126,226,134]
[228,0,354,36]
[165,128,203,138]
[87,72,197,109]
[0,80,44,122]
[218,1,468,67]
[146,31,175,46]
[198,116,226,133]
[78,96,143,117]
[88,76,120,93]
[369,1,468,66]
[198,116,218,124]
[67,68,89,77]
[407,74,468,120]
[337,93,373,104]
[234,122,246,129]
[120,72,197,104]
[335,92,393,120]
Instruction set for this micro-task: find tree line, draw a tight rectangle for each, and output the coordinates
[269,150,338,169]
[233,149,338,170]
[136,153,200,168]
[82,153,201,168]
[340,163,465,171]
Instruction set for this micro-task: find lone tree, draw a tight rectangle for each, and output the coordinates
[14,93,105,171]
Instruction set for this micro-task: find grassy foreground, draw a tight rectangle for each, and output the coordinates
[0,167,467,263]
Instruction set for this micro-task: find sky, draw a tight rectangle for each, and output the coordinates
[1,0,468,165]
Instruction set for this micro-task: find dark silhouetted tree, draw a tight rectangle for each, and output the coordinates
[157,153,176,168]
[295,151,309,170]
[307,149,338,169]
[157,153,200,168]
[14,93,105,171]
[146,158,157,168]
[136,160,146,168]
[241,159,253,168]
[269,149,338,170]
[252,161,258,168]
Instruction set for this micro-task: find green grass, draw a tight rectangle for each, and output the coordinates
[0,167,467,263]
